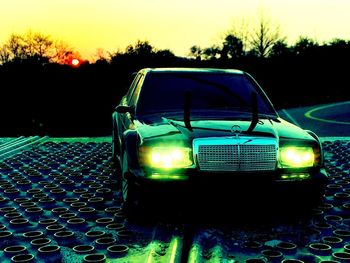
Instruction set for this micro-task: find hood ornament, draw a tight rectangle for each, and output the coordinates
[230,125,242,138]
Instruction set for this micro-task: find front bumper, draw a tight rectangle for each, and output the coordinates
[129,167,328,199]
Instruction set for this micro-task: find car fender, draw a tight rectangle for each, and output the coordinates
[305,129,324,167]
[112,112,119,148]
[122,130,140,170]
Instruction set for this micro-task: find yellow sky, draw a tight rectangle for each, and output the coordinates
[1,0,350,60]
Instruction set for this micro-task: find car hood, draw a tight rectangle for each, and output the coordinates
[134,116,315,144]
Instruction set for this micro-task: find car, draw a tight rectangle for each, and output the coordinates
[112,68,327,212]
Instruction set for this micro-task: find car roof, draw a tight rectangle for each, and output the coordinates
[141,68,245,75]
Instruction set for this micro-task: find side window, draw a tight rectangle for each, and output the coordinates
[126,74,141,102]
[129,74,144,107]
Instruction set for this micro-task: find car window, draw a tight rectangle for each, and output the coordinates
[136,72,275,116]
[129,73,144,107]
[126,74,142,105]
[126,74,140,102]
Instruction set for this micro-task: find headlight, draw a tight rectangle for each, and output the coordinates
[279,146,314,168]
[140,146,193,169]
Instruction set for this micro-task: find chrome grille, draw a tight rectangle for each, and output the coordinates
[193,137,277,172]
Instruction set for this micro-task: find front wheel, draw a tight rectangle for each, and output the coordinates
[121,152,142,215]
[112,128,120,163]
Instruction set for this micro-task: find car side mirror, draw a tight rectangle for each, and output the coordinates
[115,105,134,114]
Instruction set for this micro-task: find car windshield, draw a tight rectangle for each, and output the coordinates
[136,71,276,117]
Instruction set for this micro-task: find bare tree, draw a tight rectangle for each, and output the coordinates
[0,31,75,64]
[249,13,282,58]
[227,18,251,53]
[94,48,110,62]
[6,33,27,60]
[51,40,77,64]
[27,31,53,58]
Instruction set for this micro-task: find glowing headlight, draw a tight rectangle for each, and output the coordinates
[142,146,193,169]
[279,146,314,168]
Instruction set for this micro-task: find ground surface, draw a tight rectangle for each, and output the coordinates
[0,137,349,263]
[278,101,350,137]
[0,101,349,263]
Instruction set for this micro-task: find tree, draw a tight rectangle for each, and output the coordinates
[0,31,74,64]
[121,40,154,57]
[292,37,319,55]
[134,41,153,56]
[109,40,176,69]
[0,44,11,64]
[202,45,220,60]
[249,14,282,58]
[328,38,349,49]
[51,40,78,64]
[189,45,202,60]
[6,33,27,61]
[94,48,110,63]
[154,49,175,59]
[227,18,250,53]
[26,31,53,59]
[221,34,244,59]
[269,39,290,58]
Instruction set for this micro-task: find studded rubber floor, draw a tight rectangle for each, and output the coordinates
[0,138,349,263]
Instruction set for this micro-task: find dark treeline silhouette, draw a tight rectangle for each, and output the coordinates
[0,37,349,136]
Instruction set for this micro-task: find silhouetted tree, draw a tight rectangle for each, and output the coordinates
[189,45,202,60]
[0,27,349,136]
[154,49,175,59]
[5,31,52,63]
[27,31,53,58]
[292,37,319,55]
[0,31,75,64]
[227,18,250,53]
[51,40,78,64]
[113,40,155,59]
[221,34,244,59]
[269,39,290,58]
[109,40,180,73]
[203,46,220,60]
[250,14,282,58]
[94,48,110,63]
[6,33,27,61]
[0,44,11,64]
[134,41,153,56]
[328,38,350,50]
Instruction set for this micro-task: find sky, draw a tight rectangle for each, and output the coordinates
[1,0,350,60]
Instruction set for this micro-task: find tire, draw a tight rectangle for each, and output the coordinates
[112,131,119,163]
[112,117,121,163]
[121,151,142,216]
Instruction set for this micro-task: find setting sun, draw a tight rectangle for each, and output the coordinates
[71,58,80,67]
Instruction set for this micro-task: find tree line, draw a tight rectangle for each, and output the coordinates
[0,31,81,65]
[0,23,349,136]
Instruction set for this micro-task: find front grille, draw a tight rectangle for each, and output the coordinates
[193,137,277,172]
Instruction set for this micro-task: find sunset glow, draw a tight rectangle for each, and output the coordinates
[1,0,350,60]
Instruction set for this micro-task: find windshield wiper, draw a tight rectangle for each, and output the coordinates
[246,92,259,133]
[184,91,193,132]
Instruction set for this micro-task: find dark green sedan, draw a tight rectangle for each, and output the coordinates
[112,68,327,212]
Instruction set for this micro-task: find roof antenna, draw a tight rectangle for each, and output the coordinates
[184,91,193,132]
[247,92,259,133]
